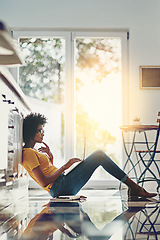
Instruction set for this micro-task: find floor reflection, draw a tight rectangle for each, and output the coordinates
[20,190,160,240]
[122,201,160,240]
[0,190,160,239]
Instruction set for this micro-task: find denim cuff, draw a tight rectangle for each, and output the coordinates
[121,174,128,183]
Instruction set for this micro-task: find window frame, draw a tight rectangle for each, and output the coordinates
[12,30,129,189]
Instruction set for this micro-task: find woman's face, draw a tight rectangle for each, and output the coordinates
[33,124,45,143]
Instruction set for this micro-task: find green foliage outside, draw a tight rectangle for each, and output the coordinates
[19,38,65,103]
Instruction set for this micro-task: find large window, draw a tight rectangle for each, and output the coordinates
[13,31,128,186]
[75,35,123,181]
[18,35,66,168]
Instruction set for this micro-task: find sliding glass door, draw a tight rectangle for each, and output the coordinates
[13,31,71,169]
[13,31,128,187]
[73,32,128,184]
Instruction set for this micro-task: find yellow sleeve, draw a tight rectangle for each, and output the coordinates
[23,149,40,171]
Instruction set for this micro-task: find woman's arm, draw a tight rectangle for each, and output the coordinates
[38,142,54,164]
[32,158,82,188]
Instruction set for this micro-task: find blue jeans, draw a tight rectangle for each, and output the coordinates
[50,150,128,198]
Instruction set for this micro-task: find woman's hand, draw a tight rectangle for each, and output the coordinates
[63,158,82,170]
[38,142,54,163]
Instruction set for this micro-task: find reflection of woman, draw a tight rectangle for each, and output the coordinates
[20,204,58,240]
[21,200,151,240]
[22,113,157,199]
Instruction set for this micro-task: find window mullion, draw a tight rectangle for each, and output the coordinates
[64,32,75,161]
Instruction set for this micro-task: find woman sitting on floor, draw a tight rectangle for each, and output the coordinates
[22,112,157,199]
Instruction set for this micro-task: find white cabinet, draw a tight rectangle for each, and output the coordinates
[0,67,31,195]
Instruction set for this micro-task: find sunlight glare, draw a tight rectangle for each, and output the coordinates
[77,72,122,137]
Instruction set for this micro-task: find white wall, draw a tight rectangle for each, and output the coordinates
[1,0,160,124]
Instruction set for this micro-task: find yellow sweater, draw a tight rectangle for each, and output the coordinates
[22,148,58,193]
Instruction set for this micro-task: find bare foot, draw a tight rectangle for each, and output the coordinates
[128,187,157,198]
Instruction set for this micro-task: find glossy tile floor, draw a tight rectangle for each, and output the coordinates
[1,188,160,239]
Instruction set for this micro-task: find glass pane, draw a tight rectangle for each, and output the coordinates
[19,37,65,167]
[75,37,122,180]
